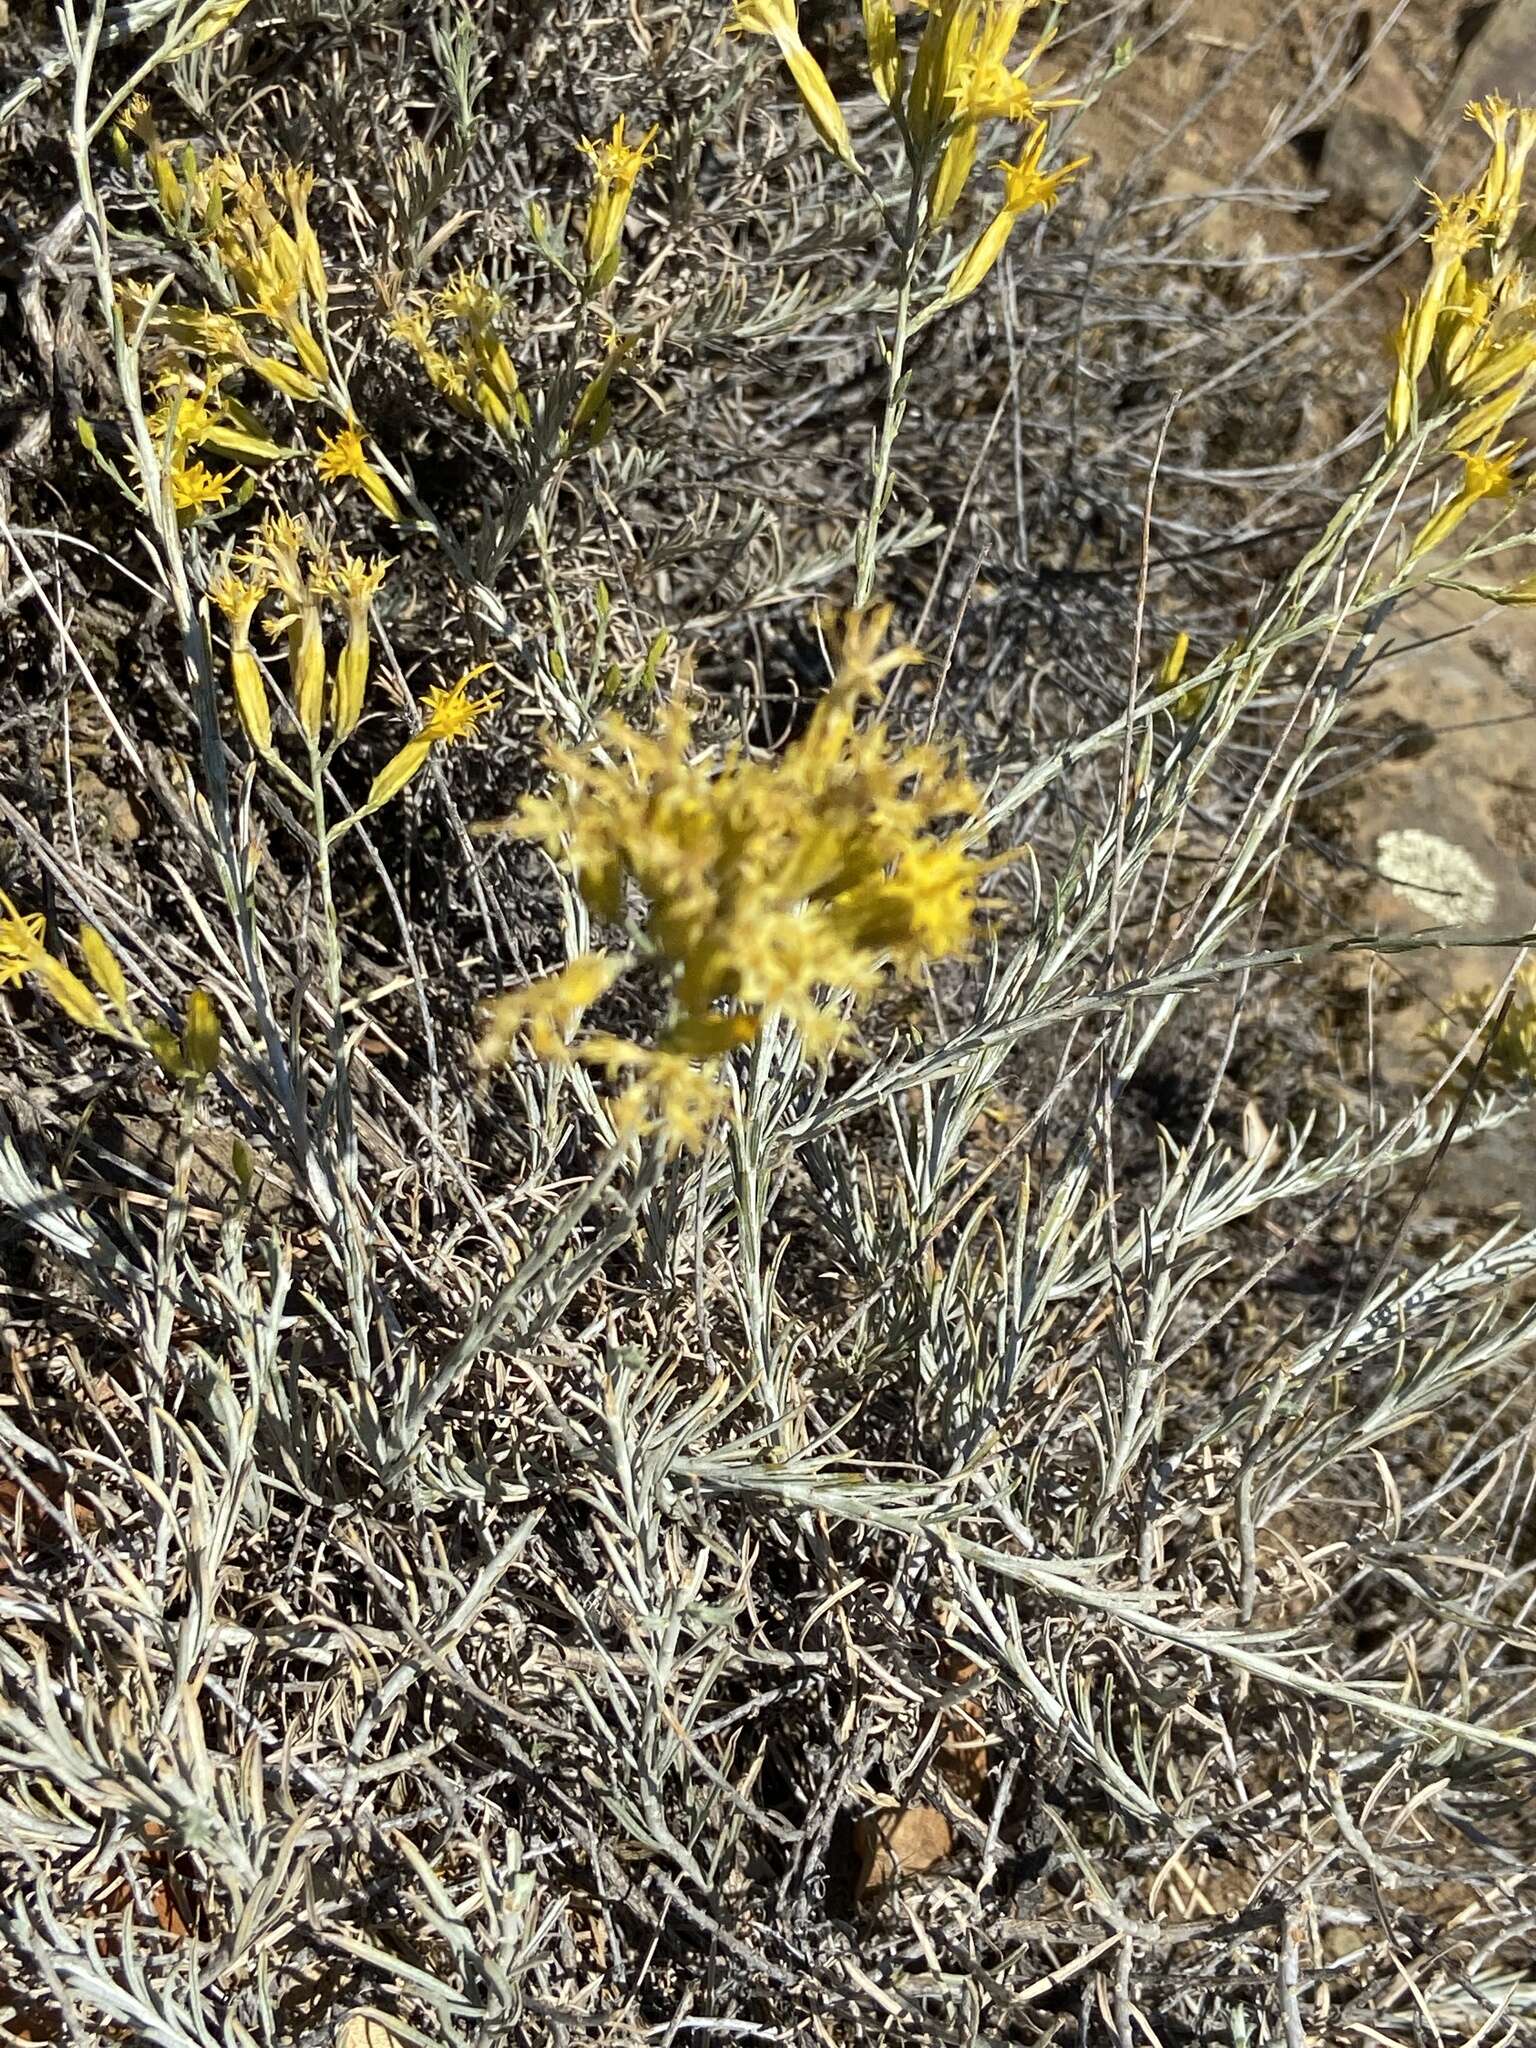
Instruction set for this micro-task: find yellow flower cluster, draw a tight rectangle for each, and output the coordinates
[208,522,499,805]
[119,108,330,394]
[391,269,526,442]
[117,99,657,534]
[142,361,290,523]
[910,0,1076,223]
[391,267,638,451]
[1,896,221,1083]
[1388,98,1536,456]
[115,113,343,523]
[726,0,1083,302]
[207,517,393,753]
[478,608,983,1150]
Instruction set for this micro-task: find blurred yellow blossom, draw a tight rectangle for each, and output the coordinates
[1387,100,1536,448]
[475,953,630,1066]
[392,270,524,438]
[1407,437,1525,560]
[582,1038,732,1153]
[1430,958,1536,1091]
[862,0,900,103]
[485,605,984,1149]
[2,896,218,1079]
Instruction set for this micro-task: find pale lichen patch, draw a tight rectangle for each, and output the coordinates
[1375,828,1498,925]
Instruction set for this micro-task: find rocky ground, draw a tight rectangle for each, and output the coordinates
[1083,0,1536,1213]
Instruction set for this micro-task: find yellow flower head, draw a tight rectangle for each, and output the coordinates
[999,121,1087,215]
[727,0,799,37]
[315,423,364,481]
[362,665,504,811]
[241,511,312,602]
[937,124,1086,303]
[1426,192,1488,270]
[317,551,391,742]
[168,457,234,515]
[396,275,522,437]
[580,115,659,189]
[208,564,268,630]
[321,549,391,614]
[115,92,158,147]
[0,893,47,989]
[208,566,274,751]
[315,423,403,523]
[1461,440,1524,500]
[420,663,503,745]
[435,267,504,327]
[580,116,661,278]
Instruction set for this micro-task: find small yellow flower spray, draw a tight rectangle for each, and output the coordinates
[478,608,985,1151]
[206,511,500,845]
[939,122,1086,306]
[244,514,329,739]
[722,0,1086,602]
[1373,99,1536,606]
[392,269,528,442]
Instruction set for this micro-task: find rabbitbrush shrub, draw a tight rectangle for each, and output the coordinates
[2,4,1536,2041]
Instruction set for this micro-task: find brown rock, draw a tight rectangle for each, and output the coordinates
[1314,18,1429,227]
[1449,0,1536,112]
[1337,584,1536,1217]
[854,1803,952,1896]
[1348,25,1426,135]
[1318,104,1428,224]
[1160,167,1268,264]
[74,767,142,845]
